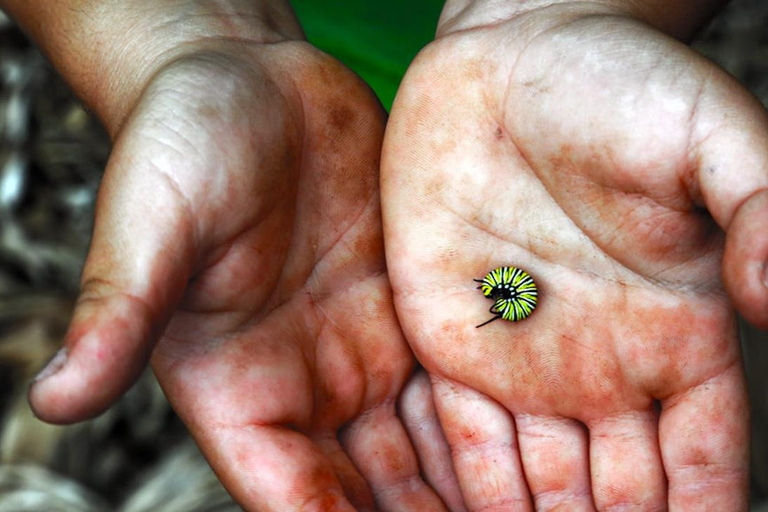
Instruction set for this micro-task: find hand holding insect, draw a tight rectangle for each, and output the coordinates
[474,266,539,327]
[383,2,766,509]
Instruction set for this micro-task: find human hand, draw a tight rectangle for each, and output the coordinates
[383,2,767,509]
[13,2,450,509]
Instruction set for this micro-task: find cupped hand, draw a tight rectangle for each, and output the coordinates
[383,5,768,510]
[28,38,449,510]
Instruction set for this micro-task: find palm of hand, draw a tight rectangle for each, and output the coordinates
[32,43,443,510]
[148,50,407,509]
[384,14,753,510]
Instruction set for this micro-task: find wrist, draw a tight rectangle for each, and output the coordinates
[438,0,728,41]
[0,0,303,131]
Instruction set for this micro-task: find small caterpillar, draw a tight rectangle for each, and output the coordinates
[474,266,538,328]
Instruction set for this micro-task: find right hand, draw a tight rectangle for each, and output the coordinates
[24,8,450,510]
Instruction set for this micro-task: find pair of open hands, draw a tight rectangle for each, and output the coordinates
[27,4,768,511]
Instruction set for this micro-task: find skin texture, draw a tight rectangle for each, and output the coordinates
[35,43,446,511]
[383,3,767,510]
[5,2,449,509]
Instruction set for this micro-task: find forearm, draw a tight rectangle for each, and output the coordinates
[439,0,729,41]
[0,0,302,129]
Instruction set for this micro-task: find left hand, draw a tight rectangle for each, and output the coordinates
[383,4,766,509]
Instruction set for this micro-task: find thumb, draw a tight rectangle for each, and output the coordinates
[694,77,768,329]
[29,125,198,423]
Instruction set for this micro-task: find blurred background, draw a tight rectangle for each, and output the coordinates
[0,1,767,510]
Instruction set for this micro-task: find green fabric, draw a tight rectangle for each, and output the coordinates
[290,0,445,110]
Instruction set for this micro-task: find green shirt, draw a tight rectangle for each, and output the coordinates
[290,0,445,110]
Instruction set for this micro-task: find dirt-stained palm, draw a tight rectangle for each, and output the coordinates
[383,7,767,510]
[28,41,447,511]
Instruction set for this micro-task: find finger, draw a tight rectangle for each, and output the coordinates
[722,189,768,329]
[312,431,375,510]
[692,78,768,328]
[28,128,197,423]
[399,369,466,511]
[341,402,448,511]
[201,425,357,511]
[153,323,360,511]
[659,363,749,511]
[586,409,666,510]
[430,376,531,511]
[514,414,593,510]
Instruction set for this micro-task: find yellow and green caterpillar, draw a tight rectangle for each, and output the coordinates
[474,266,538,328]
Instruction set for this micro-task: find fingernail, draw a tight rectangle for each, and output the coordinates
[34,348,69,383]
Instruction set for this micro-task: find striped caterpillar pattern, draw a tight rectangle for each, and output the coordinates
[474,266,538,328]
